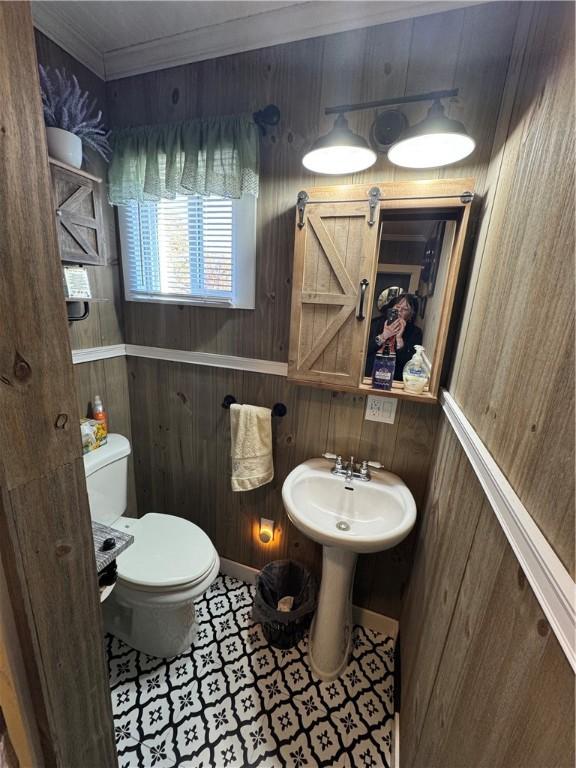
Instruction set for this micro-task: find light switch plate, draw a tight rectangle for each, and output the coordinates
[365,395,398,424]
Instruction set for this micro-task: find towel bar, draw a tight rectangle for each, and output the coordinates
[221,395,287,417]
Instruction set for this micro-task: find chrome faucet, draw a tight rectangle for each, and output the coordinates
[345,456,355,484]
[322,453,380,482]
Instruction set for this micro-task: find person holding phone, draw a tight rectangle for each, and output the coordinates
[365,293,422,380]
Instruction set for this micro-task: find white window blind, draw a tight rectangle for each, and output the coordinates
[118,193,256,309]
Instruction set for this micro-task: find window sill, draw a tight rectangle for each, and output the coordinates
[125,294,254,310]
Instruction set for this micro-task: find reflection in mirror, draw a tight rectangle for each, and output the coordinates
[364,212,457,391]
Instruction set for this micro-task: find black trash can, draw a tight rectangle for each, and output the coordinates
[252,560,317,649]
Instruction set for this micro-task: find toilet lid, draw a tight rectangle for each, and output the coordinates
[116,513,216,589]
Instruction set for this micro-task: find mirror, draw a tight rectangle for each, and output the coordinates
[363,211,457,392]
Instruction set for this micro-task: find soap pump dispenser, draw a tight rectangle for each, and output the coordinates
[93,394,108,430]
[402,345,430,394]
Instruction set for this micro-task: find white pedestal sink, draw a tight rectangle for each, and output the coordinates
[282,458,416,680]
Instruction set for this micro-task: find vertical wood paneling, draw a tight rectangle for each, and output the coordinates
[0,5,116,764]
[400,419,486,753]
[127,357,439,617]
[35,30,138,516]
[441,3,519,191]
[35,29,124,352]
[107,4,519,358]
[0,552,43,767]
[418,501,573,767]
[386,9,464,185]
[401,420,575,768]
[450,1,575,574]
[401,5,575,767]
[107,4,519,614]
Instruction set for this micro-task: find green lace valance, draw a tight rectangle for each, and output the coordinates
[108,114,259,204]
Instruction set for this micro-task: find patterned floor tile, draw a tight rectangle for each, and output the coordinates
[139,730,177,768]
[174,712,206,761]
[114,708,142,756]
[112,678,139,718]
[332,699,369,751]
[239,712,277,764]
[116,742,151,768]
[279,732,319,768]
[107,574,394,767]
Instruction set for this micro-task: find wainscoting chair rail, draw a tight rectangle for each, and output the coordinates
[440,390,576,673]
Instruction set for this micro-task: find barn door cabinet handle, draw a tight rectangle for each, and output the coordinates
[356,279,369,320]
[296,190,309,228]
[367,187,380,226]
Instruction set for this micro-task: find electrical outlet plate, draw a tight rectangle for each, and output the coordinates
[365,395,397,424]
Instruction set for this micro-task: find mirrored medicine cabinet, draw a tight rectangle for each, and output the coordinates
[287,178,474,403]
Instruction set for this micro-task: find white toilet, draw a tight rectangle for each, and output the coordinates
[84,434,220,658]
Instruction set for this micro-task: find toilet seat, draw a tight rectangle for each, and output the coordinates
[114,513,217,591]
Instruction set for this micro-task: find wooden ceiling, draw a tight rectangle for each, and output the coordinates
[31,0,483,80]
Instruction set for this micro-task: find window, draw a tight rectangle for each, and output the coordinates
[119,193,256,308]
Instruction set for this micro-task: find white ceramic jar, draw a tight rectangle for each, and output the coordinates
[46,127,82,168]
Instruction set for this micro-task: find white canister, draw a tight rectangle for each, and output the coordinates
[46,127,82,168]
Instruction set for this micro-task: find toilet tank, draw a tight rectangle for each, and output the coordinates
[83,434,131,525]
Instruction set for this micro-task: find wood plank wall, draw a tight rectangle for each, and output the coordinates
[108,3,519,358]
[128,358,439,617]
[107,3,520,616]
[402,420,574,767]
[400,4,575,765]
[34,30,137,515]
[450,1,575,575]
[0,4,116,764]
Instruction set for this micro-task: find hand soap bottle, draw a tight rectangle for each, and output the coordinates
[402,345,429,394]
[372,343,396,391]
[93,394,108,431]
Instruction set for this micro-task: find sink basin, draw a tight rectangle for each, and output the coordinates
[282,458,416,553]
[282,457,416,680]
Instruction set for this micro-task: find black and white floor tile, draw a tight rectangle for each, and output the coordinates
[106,575,395,767]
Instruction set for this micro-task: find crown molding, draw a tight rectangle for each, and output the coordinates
[33,1,482,83]
[32,2,105,79]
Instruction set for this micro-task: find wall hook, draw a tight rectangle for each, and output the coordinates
[253,104,281,136]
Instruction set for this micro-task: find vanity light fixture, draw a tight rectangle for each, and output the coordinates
[387,99,476,168]
[303,89,475,173]
[302,113,377,175]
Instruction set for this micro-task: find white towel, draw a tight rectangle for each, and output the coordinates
[230,403,274,492]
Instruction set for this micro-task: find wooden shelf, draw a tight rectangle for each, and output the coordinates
[289,375,438,405]
[48,156,102,183]
[358,381,437,404]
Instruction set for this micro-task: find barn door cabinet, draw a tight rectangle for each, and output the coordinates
[288,178,474,404]
[49,157,106,265]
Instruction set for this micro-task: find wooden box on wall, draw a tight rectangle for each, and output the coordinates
[287,178,474,404]
[50,160,106,265]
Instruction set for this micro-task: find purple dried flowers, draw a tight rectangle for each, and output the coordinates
[39,65,111,161]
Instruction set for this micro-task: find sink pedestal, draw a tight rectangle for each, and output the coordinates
[282,457,417,679]
[309,546,358,681]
